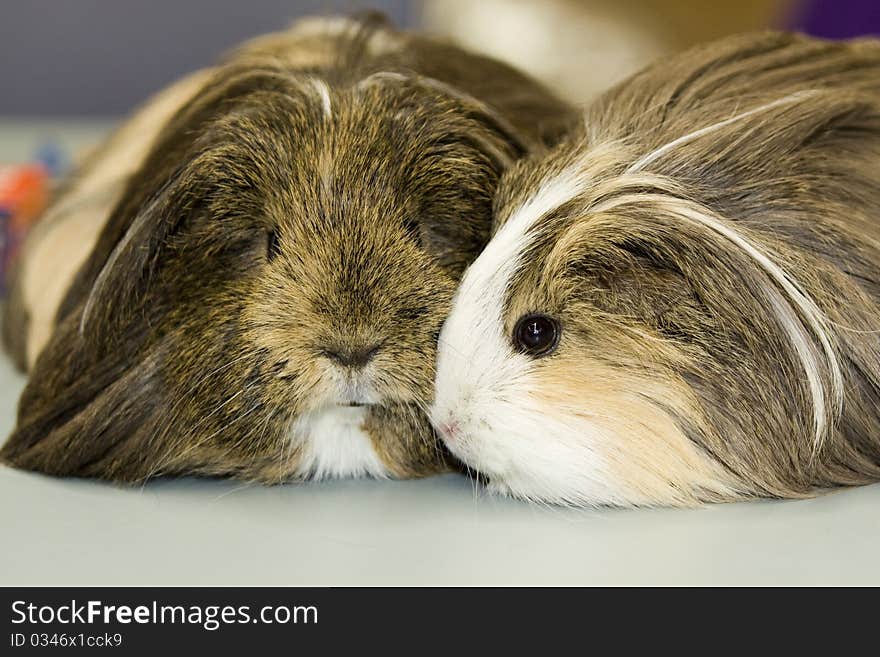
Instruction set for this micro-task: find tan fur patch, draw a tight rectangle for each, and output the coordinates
[538,360,736,506]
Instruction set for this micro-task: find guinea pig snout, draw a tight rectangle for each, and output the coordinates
[320,342,383,369]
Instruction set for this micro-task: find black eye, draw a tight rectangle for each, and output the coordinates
[513,314,560,357]
[266,229,282,261]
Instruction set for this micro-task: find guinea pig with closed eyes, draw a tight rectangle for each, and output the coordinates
[431,31,880,507]
[0,14,576,483]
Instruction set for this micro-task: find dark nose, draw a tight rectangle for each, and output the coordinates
[322,343,382,368]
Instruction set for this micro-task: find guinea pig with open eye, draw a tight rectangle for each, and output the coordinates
[431,31,880,507]
[0,14,575,483]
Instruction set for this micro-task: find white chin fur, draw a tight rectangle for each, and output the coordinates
[440,396,621,507]
[290,405,389,480]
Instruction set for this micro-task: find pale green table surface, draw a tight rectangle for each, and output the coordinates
[1,120,878,586]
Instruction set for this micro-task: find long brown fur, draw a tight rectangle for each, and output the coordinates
[0,14,575,483]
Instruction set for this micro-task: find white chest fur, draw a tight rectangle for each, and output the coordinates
[291,406,389,480]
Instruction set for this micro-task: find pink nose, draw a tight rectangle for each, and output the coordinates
[437,421,459,442]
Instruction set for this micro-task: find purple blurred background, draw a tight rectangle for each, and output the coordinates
[789,0,880,38]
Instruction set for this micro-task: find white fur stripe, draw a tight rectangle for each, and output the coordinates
[308,78,332,119]
[590,192,843,445]
[433,159,595,430]
[459,163,591,305]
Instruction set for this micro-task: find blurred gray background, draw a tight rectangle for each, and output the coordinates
[1,0,415,116]
[2,0,877,117]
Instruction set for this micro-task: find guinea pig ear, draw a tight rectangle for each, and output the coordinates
[58,173,197,347]
[1,170,211,482]
[364,72,532,170]
[420,76,534,166]
[53,63,290,330]
[78,192,168,340]
[0,312,171,482]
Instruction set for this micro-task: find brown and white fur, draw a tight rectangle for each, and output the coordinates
[431,32,880,507]
[0,14,575,483]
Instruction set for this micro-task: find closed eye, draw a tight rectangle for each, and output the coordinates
[267,228,282,261]
[402,217,423,245]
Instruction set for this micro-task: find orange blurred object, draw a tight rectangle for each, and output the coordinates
[1,164,49,293]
